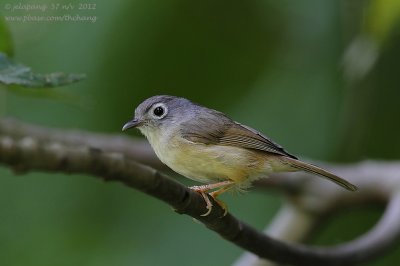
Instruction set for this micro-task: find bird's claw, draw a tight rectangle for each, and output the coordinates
[189,186,228,217]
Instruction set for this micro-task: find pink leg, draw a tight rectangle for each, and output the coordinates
[209,184,235,216]
[189,181,234,216]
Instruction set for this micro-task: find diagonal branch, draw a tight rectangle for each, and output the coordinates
[0,118,163,168]
[1,118,400,265]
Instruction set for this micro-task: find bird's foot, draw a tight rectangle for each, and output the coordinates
[189,186,213,216]
[189,181,233,217]
[210,191,228,217]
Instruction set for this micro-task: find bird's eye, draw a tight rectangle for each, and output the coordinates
[153,106,164,117]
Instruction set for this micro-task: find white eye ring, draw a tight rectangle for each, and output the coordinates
[150,103,168,119]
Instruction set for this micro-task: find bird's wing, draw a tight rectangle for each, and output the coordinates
[180,115,297,159]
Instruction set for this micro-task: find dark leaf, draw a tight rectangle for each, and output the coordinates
[0,53,85,88]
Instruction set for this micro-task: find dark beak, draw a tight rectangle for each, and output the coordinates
[122,119,142,131]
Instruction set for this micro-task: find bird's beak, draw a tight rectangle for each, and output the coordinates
[122,119,142,131]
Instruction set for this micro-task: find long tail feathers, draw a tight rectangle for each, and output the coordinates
[284,157,358,191]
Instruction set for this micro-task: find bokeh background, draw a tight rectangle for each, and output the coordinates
[1,0,400,265]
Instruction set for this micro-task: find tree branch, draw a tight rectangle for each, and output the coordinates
[0,118,164,169]
[1,118,400,265]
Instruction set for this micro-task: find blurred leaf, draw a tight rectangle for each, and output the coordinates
[0,53,85,88]
[0,18,13,56]
[365,0,400,43]
[342,0,400,81]
[342,36,379,81]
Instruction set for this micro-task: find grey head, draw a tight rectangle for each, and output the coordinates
[122,95,200,133]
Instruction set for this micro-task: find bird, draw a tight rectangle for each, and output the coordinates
[122,95,357,216]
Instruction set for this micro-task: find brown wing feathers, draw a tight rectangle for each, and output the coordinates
[179,110,357,191]
[218,123,298,159]
[180,114,297,159]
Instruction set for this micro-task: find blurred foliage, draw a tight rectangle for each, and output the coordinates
[342,0,400,81]
[0,17,13,56]
[365,0,400,43]
[0,0,400,265]
[0,53,85,88]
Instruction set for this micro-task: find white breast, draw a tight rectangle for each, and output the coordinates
[140,126,179,166]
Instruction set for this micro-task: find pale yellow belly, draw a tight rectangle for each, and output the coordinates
[155,137,267,186]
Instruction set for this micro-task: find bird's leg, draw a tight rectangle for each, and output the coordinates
[189,180,234,192]
[189,181,234,216]
[209,184,235,217]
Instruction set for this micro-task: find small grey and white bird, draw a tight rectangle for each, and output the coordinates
[123,95,357,215]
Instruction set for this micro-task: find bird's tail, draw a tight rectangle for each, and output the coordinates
[283,157,358,191]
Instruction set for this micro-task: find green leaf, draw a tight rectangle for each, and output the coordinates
[0,18,13,56]
[0,53,85,88]
[342,0,400,81]
[365,0,400,43]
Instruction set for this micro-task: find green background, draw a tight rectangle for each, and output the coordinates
[1,0,400,265]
